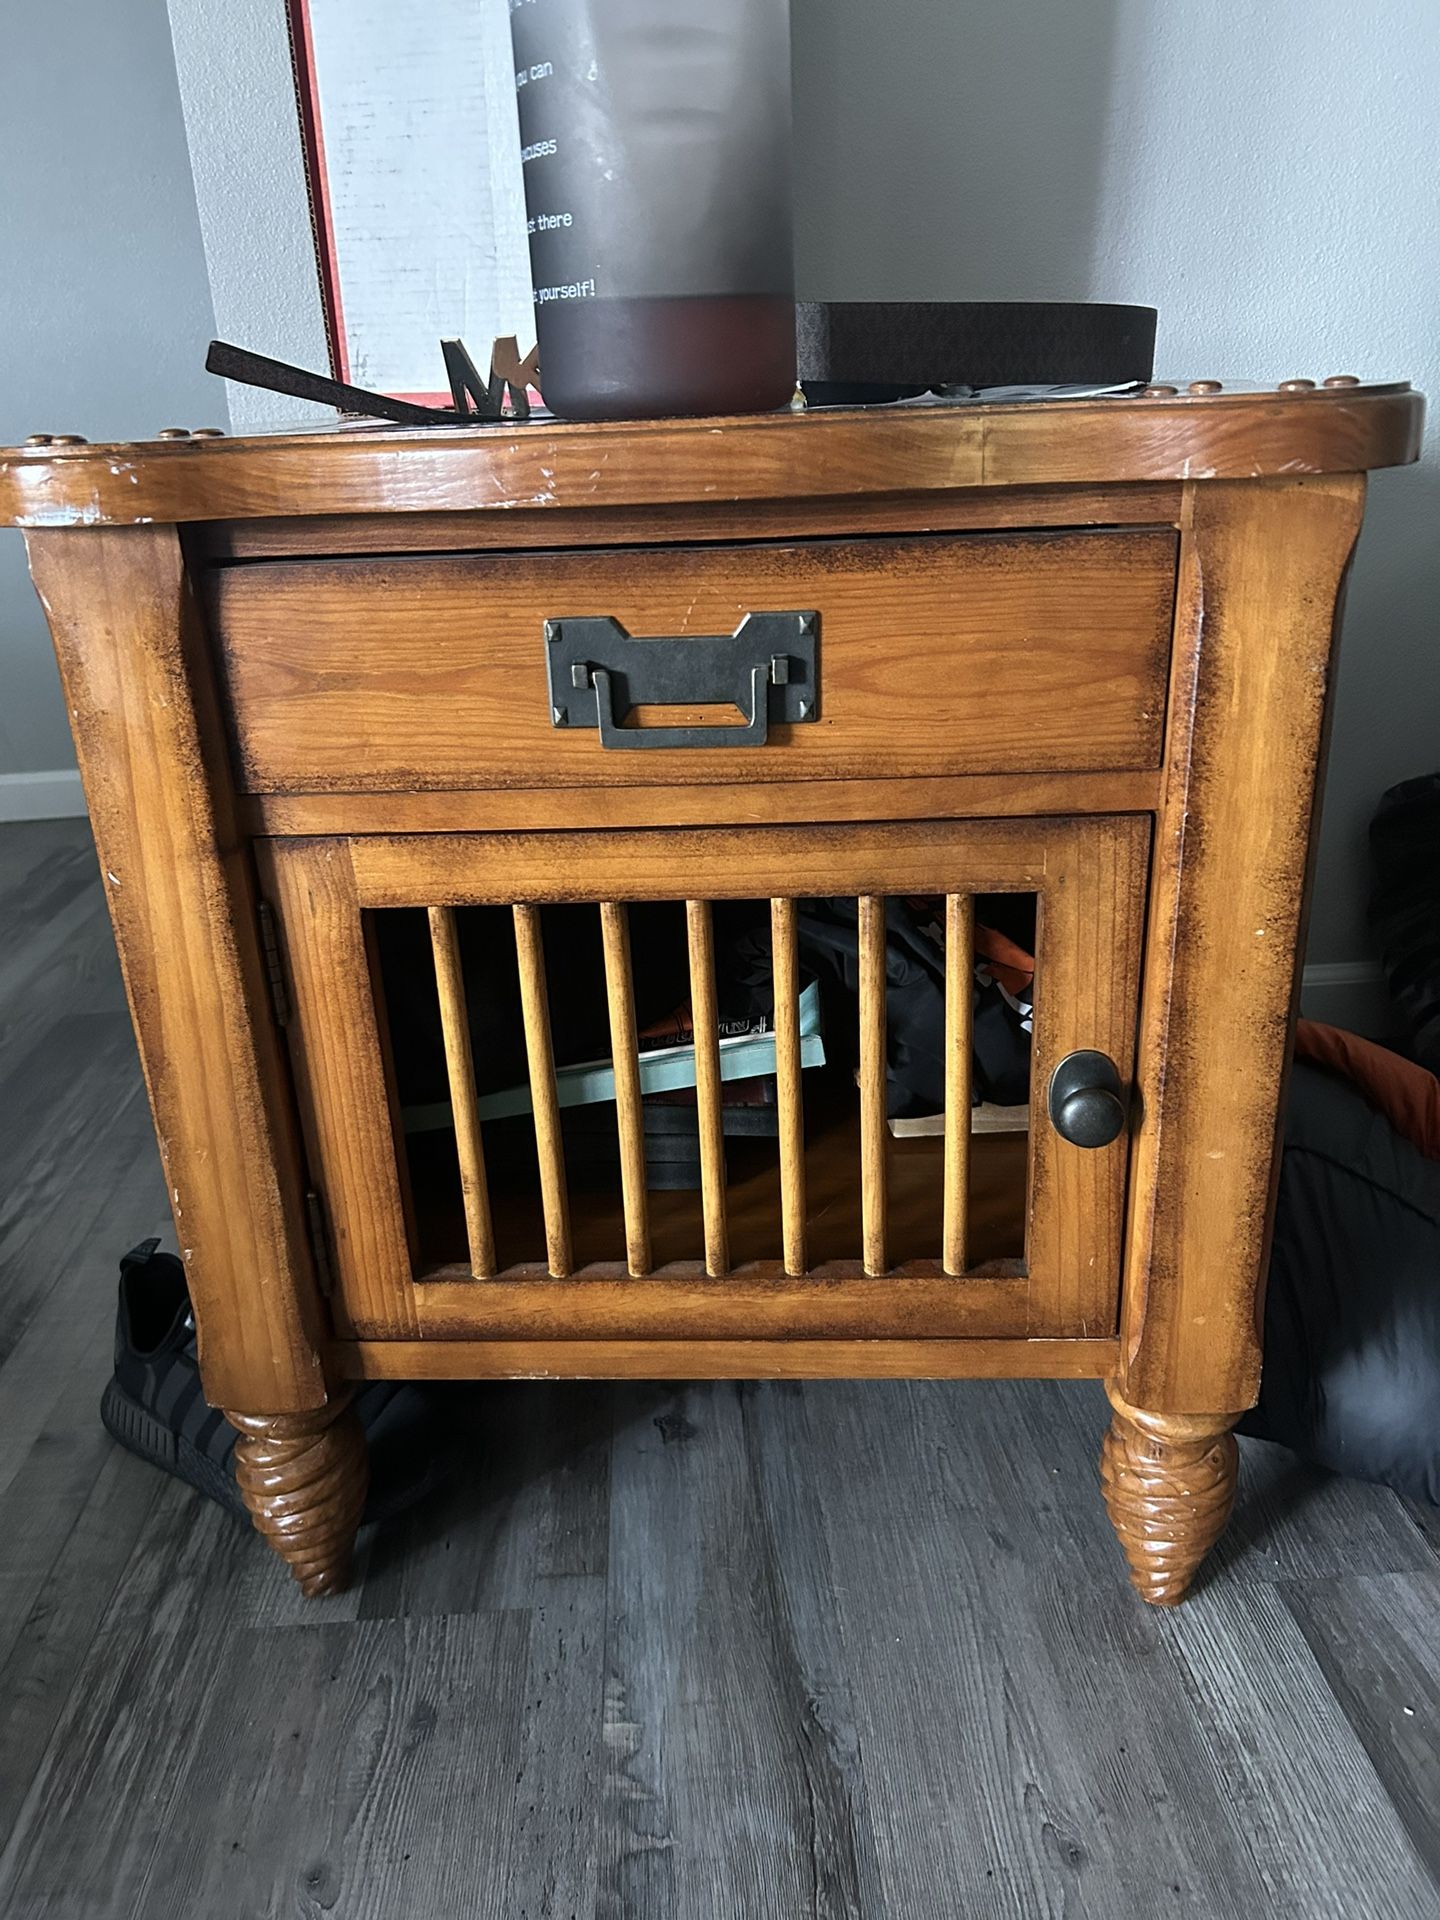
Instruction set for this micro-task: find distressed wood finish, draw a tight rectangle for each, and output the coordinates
[400,1273,1035,1342]
[427,906,496,1280]
[1119,476,1368,1414]
[208,530,1177,793]
[7,389,1421,1603]
[0,383,1418,527]
[345,818,1056,907]
[513,904,574,1280]
[239,768,1164,837]
[599,903,651,1278]
[338,1337,1121,1381]
[190,479,1188,561]
[1024,813,1150,1339]
[255,839,416,1341]
[22,528,330,1414]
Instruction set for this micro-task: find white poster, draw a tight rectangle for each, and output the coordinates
[296,0,533,400]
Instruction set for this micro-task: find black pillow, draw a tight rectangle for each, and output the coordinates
[1244,1058,1440,1504]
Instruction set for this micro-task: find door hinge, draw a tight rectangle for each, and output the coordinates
[256,899,291,1027]
[305,1189,335,1298]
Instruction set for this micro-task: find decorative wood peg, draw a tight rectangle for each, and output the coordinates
[1278,379,1317,393]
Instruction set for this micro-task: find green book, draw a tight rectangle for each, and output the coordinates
[403,979,826,1133]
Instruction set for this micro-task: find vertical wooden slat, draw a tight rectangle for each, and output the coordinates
[942,892,974,1276]
[770,897,807,1275]
[427,906,497,1279]
[599,902,652,1276]
[858,894,888,1276]
[685,899,730,1276]
[512,904,572,1277]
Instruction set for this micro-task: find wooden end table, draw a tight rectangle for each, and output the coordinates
[1,378,1422,1602]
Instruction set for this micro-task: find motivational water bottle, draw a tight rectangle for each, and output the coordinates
[510,0,795,420]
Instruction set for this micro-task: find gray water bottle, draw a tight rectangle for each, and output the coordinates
[510,0,795,420]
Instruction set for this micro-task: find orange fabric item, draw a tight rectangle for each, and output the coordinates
[975,924,1035,999]
[1294,1019,1440,1163]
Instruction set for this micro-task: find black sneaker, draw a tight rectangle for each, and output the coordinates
[100,1239,454,1527]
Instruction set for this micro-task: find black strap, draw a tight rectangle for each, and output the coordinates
[205,340,474,427]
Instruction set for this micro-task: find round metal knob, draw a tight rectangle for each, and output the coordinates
[1048,1049,1126,1149]
[1141,384,1178,397]
[1188,380,1223,394]
[1323,374,1360,388]
[1278,378,1316,394]
[156,427,192,440]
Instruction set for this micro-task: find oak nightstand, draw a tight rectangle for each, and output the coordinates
[3,379,1421,1601]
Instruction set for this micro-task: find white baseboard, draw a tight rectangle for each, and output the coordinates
[1299,961,1389,1038]
[0,769,87,822]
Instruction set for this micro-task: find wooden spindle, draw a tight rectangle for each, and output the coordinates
[512,904,572,1277]
[686,899,729,1276]
[942,893,974,1276]
[600,902,652,1276]
[427,906,496,1278]
[770,897,807,1275]
[858,894,888,1275]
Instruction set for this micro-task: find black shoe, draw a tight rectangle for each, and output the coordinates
[100,1239,454,1527]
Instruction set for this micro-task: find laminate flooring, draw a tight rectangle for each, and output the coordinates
[1,819,1437,1919]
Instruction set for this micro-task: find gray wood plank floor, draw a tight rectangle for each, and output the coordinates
[1,816,1437,1920]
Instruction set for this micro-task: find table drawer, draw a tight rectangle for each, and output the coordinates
[209,528,1177,794]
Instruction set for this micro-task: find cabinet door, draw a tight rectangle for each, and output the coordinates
[258,815,1148,1349]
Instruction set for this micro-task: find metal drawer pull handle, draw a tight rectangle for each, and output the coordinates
[1048,1049,1127,1148]
[543,611,819,751]
[591,662,772,750]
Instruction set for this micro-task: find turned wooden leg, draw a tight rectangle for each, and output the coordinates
[226,1390,368,1597]
[1099,1381,1239,1606]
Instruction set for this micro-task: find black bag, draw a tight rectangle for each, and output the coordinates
[1243,1058,1440,1504]
[794,897,1031,1117]
[1370,771,1440,1075]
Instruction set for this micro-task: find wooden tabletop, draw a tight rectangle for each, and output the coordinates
[0,380,1422,527]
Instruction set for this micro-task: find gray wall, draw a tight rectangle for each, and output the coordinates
[0,0,222,797]
[792,0,1440,983]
